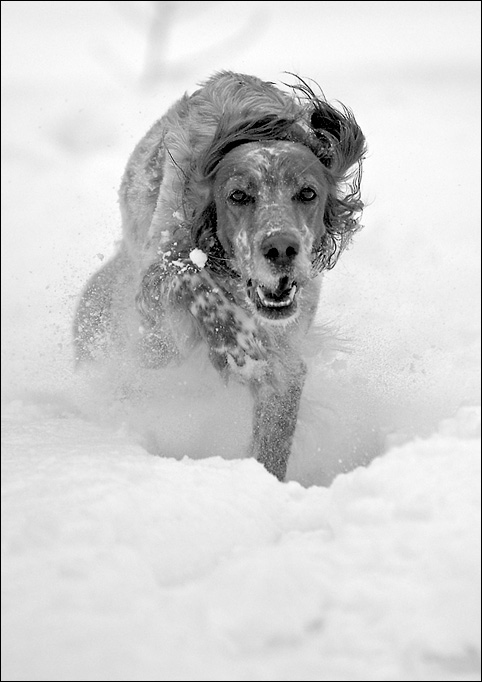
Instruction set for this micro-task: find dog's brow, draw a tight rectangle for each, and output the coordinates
[219,147,325,190]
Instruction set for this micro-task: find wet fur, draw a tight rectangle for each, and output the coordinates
[74,71,366,480]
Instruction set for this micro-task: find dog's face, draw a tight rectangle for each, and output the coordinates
[213,140,328,322]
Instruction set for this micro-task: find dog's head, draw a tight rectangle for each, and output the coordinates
[188,81,366,322]
[211,140,327,321]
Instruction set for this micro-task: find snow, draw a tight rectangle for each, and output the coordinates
[189,248,208,269]
[2,401,480,681]
[1,1,481,681]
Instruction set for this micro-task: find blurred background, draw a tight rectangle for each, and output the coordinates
[1,1,480,475]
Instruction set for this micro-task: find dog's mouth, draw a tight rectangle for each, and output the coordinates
[247,278,298,320]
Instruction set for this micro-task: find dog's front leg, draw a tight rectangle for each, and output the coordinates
[137,255,269,373]
[251,360,306,481]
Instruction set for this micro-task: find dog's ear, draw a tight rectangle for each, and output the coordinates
[192,201,217,253]
[288,76,365,176]
[310,101,366,177]
[288,81,366,270]
[191,201,236,277]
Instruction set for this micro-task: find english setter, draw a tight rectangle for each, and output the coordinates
[74,71,366,481]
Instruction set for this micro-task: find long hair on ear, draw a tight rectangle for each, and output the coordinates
[190,200,242,277]
[287,75,367,270]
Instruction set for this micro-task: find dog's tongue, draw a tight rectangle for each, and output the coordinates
[274,275,292,297]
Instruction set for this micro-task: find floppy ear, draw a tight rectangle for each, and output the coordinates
[191,200,235,276]
[287,76,366,175]
[192,201,217,253]
[287,77,366,271]
[310,101,366,177]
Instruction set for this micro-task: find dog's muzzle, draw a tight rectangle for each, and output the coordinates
[245,231,301,320]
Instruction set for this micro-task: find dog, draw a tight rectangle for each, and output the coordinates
[73,71,366,481]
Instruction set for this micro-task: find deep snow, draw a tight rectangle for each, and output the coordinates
[1,1,481,681]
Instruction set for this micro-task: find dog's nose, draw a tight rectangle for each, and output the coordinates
[261,233,300,267]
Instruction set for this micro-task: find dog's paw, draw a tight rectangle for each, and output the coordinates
[208,345,269,384]
[226,352,269,382]
[207,329,269,374]
[203,313,270,381]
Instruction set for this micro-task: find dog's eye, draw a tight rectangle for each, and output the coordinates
[229,189,251,204]
[297,187,317,202]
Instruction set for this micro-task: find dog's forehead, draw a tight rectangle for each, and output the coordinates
[216,141,323,181]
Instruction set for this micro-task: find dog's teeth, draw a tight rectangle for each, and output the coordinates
[256,284,296,308]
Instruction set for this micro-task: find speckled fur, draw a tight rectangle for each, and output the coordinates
[74,71,366,480]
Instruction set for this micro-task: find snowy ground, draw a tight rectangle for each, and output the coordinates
[1,2,481,680]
